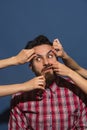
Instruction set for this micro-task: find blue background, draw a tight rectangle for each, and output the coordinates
[0,0,87,129]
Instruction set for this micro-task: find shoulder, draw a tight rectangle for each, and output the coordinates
[57,76,87,104]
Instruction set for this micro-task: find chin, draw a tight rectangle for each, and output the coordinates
[45,71,54,83]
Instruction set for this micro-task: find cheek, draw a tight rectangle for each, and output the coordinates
[33,62,43,71]
[48,58,57,64]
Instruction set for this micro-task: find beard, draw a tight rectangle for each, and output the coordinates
[44,71,55,87]
[32,64,55,87]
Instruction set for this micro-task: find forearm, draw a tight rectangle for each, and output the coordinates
[62,52,81,71]
[0,83,25,97]
[0,56,19,69]
[67,69,87,94]
[76,67,87,79]
[62,52,87,79]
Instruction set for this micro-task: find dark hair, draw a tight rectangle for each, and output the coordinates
[25,35,52,49]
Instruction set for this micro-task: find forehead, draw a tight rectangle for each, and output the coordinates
[34,44,53,55]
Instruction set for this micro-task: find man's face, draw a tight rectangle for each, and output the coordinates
[30,44,57,80]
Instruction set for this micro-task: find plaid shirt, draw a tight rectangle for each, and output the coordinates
[8,77,87,130]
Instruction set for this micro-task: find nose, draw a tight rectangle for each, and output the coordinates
[43,58,49,66]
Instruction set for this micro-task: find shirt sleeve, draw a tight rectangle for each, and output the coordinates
[8,95,29,130]
[75,101,87,129]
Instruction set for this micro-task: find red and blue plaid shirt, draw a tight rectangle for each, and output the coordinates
[8,77,87,130]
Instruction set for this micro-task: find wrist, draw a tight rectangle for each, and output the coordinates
[16,83,26,92]
[62,51,69,60]
[67,69,76,78]
[11,56,19,65]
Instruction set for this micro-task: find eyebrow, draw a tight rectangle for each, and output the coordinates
[35,50,53,57]
[48,50,53,54]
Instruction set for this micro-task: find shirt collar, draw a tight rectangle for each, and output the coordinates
[45,82,58,93]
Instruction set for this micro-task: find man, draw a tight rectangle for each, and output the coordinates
[8,35,87,130]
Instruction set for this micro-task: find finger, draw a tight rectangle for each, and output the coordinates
[52,47,60,57]
[53,68,59,72]
[53,39,61,44]
[38,76,45,81]
[52,64,58,68]
[53,39,62,50]
[26,49,35,57]
[23,49,34,56]
[38,84,45,90]
[53,39,59,45]
[53,38,59,43]
[52,49,59,57]
[38,83,45,88]
[36,85,45,90]
[38,79,46,86]
[39,79,45,85]
[27,49,35,53]
[39,82,44,86]
[27,54,36,62]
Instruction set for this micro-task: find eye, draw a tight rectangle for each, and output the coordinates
[48,54,53,58]
[35,57,42,62]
